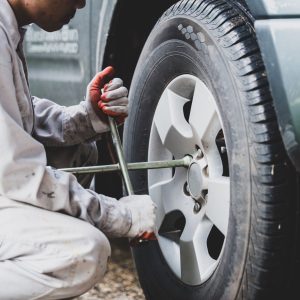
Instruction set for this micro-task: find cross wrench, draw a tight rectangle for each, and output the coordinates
[108,117,156,246]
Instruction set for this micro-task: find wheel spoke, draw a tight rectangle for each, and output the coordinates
[205,176,230,235]
[149,180,170,231]
[189,81,221,149]
[158,237,181,276]
[148,123,173,188]
[150,168,191,225]
[180,217,216,285]
[154,88,194,158]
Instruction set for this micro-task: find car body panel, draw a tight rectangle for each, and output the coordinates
[255,19,300,170]
[245,0,300,170]
[25,0,117,106]
[245,0,300,17]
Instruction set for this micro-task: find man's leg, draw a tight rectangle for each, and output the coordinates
[0,197,111,299]
[45,142,98,188]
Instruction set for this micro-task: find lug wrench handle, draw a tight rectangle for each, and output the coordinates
[108,117,156,246]
[108,116,133,194]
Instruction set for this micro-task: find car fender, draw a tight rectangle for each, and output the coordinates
[246,0,300,170]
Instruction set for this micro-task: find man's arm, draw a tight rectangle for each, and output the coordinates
[32,97,108,146]
[0,59,132,237]
[32,67,129,147]
[0,56,156,239]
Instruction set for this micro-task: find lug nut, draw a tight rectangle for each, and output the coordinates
[194,202,201,213]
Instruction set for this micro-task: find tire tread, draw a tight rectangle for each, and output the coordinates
[158,0,298,299]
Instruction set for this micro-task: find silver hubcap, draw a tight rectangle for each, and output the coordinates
[148,75,230,285]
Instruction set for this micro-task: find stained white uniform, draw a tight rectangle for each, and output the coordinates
[0,0,132,298]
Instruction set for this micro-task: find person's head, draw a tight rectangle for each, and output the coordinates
[8,0,86,31]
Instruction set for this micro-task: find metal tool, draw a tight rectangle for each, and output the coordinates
[59,157,190,174]
[108,117,133,194]
[59,117,191,245]
[107,116,156,246]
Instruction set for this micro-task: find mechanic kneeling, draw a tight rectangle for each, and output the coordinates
[0,0,156,299]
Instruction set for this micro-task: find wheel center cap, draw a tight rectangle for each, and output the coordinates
[187,162,204,200]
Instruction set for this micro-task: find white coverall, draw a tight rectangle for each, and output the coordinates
[0,0,133,298]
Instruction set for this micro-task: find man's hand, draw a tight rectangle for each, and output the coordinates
[119,195,157,238]
[87,66,129,124]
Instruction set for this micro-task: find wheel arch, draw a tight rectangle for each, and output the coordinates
[101,0,177,89]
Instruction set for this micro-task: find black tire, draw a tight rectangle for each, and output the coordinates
[124,0,299,299]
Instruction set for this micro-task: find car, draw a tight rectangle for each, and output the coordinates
[25,0,300,299]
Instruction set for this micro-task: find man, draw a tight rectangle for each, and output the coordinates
[0,0,156,299]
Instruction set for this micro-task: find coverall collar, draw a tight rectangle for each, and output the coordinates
[0,0,23,49]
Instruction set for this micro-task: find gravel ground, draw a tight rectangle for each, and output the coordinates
[76,239,145,300]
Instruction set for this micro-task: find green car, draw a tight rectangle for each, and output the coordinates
[25,0,300,299]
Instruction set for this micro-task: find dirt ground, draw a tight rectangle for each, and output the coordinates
[76,239,145,300]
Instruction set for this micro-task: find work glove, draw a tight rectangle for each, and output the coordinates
[120,195,157,238]
[99,194,156,238]
[85,66,129,132]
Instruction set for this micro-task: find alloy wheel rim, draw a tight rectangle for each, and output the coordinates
[148,75,230,285]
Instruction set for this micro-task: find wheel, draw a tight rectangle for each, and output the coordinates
[123,0,299,299]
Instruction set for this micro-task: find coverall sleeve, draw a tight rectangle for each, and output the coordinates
[32,96,110,147]
[0,59,131,238]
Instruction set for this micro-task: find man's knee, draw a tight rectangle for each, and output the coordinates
[47,225,111,298]
[83,228,111,282]
[71,227,111,293]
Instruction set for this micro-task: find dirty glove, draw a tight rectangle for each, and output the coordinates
[100,77,129,118]
[98,194,156,238]
[85,66,129,132]
[120,195,157,238]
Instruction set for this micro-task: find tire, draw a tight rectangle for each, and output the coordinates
[123,1,299,299]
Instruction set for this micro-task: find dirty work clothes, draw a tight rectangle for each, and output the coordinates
[0,0,132,237]
[0,0,132,298]
[45,142,98,189]
[0,196,111,300]
[0,143,110,299]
